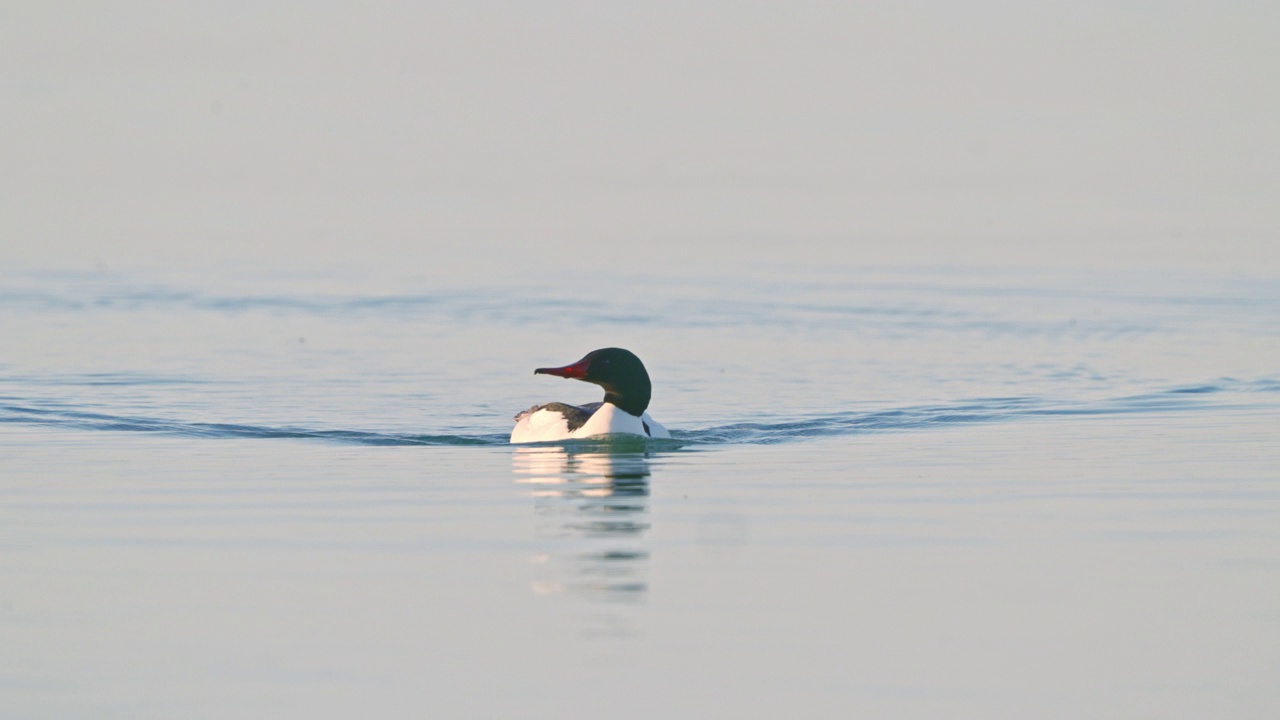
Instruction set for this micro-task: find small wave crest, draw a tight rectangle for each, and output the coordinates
[676,379,1277,444]
[0,403,507,446]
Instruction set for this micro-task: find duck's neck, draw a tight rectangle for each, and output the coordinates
[603,386,650,417]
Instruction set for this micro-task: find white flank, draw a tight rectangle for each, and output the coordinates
[510,403,670,444]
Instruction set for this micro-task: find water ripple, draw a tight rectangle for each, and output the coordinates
[1,378,1273,448]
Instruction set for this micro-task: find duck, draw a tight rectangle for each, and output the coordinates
[510,348,671,443]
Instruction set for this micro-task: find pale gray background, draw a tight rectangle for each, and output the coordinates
[3,2,1277,279]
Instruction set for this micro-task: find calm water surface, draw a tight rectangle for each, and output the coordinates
[2,266,1278,718]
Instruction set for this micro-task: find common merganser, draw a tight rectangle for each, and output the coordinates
[510,348,671,443]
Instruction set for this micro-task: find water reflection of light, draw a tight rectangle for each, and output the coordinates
[512,445,654,607]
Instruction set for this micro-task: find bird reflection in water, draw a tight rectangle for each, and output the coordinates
[512,444,653,607]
